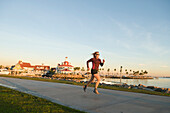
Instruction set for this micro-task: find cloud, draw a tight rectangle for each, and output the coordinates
[110,18,134,37]
[139,64,145,66]
[116,40,131,49]
[142,32,169,55]
[160,66,168,68]
[109,18,170,57]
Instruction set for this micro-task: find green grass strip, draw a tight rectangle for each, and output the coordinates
[0,85,85,113]
[0,75,170,97]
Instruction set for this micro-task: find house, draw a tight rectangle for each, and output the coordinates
[12,61,50,75]
[13,60,34,71]
[56,57,74,74]
[34,64,50,71]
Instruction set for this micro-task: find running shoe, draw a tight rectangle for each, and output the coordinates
[83,85,87,92]
[93,88,100,94]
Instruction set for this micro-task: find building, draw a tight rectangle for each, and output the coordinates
[12,61,50,75]
[56,57,74,74]
[34,64,50,71]
[13,60,34,71]
[34,64,50,75]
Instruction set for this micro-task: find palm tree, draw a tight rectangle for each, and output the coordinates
[125,69,128,76]
[133,71,139,76]
[130,69,132,75]
[136,71,140,76]
[0,65,3,69]
[74,67,80,75]
[98,68,102,75]
[107,68,110,76]
[77,67,80,71]
[102,68,104,75]
[143,70,148,75]
[81,67,85,71]
[79,67,84,75]
[139,72,143,76]
[73,67,76,74]
[114,69,116,76]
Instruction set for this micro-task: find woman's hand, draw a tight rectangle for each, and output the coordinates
[103,59,105,63]
[87,68,90,71]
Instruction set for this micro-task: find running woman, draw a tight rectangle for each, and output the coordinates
[83,51,105,94]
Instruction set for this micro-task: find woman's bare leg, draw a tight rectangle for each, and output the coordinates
[93,73,101,94]
[83,75,94,92]
[86,75,94,86]
[94,73,101,89]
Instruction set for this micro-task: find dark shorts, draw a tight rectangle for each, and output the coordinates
[91,69,98,75]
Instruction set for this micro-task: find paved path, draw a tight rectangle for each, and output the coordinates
[0,77,170,113]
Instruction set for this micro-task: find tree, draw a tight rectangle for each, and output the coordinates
[114,69,116,76]
[99,68,102,75]
[81,67,85,71]
[133,71,139,76]
[107,68,110,76]
[136,71,139,75]
[139,73,143,76]
[0,65,3,69]
[143,70,148,75]
[139,70,144,76]
[102,68,104,75]
[125,69,128,75]
[74,67,80,71]
[129,70,132,75]
[74,67,80,75]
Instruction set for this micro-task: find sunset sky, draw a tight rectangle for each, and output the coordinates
[0,0,170,76]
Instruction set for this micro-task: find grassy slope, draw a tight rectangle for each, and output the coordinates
[0,75,170,97]
[0,86,85,113]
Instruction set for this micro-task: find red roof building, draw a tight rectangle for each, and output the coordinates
[34,65,50,71]
[57,57,74,74]
[17,61,34,70]
[14,61,50,71]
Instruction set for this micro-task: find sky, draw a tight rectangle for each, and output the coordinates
[0,0,170,76]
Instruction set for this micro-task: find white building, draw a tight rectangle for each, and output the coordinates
[0,69,10,75]
[56,57,74,74]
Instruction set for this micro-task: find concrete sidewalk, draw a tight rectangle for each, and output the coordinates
[0,77,170,113]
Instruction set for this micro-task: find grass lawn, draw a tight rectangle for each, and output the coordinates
[0,85,85,113]
[0,75,170,97]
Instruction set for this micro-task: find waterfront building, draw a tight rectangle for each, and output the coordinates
[56,57,74,74]
[34,64,50,75]
[13,60,34,71]
[34,64,50,72]
[0,69,10,75]
[12,61,50,75]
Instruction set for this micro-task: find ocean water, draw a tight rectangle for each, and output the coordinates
[106,78,170,88]
[83,78,170,88]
